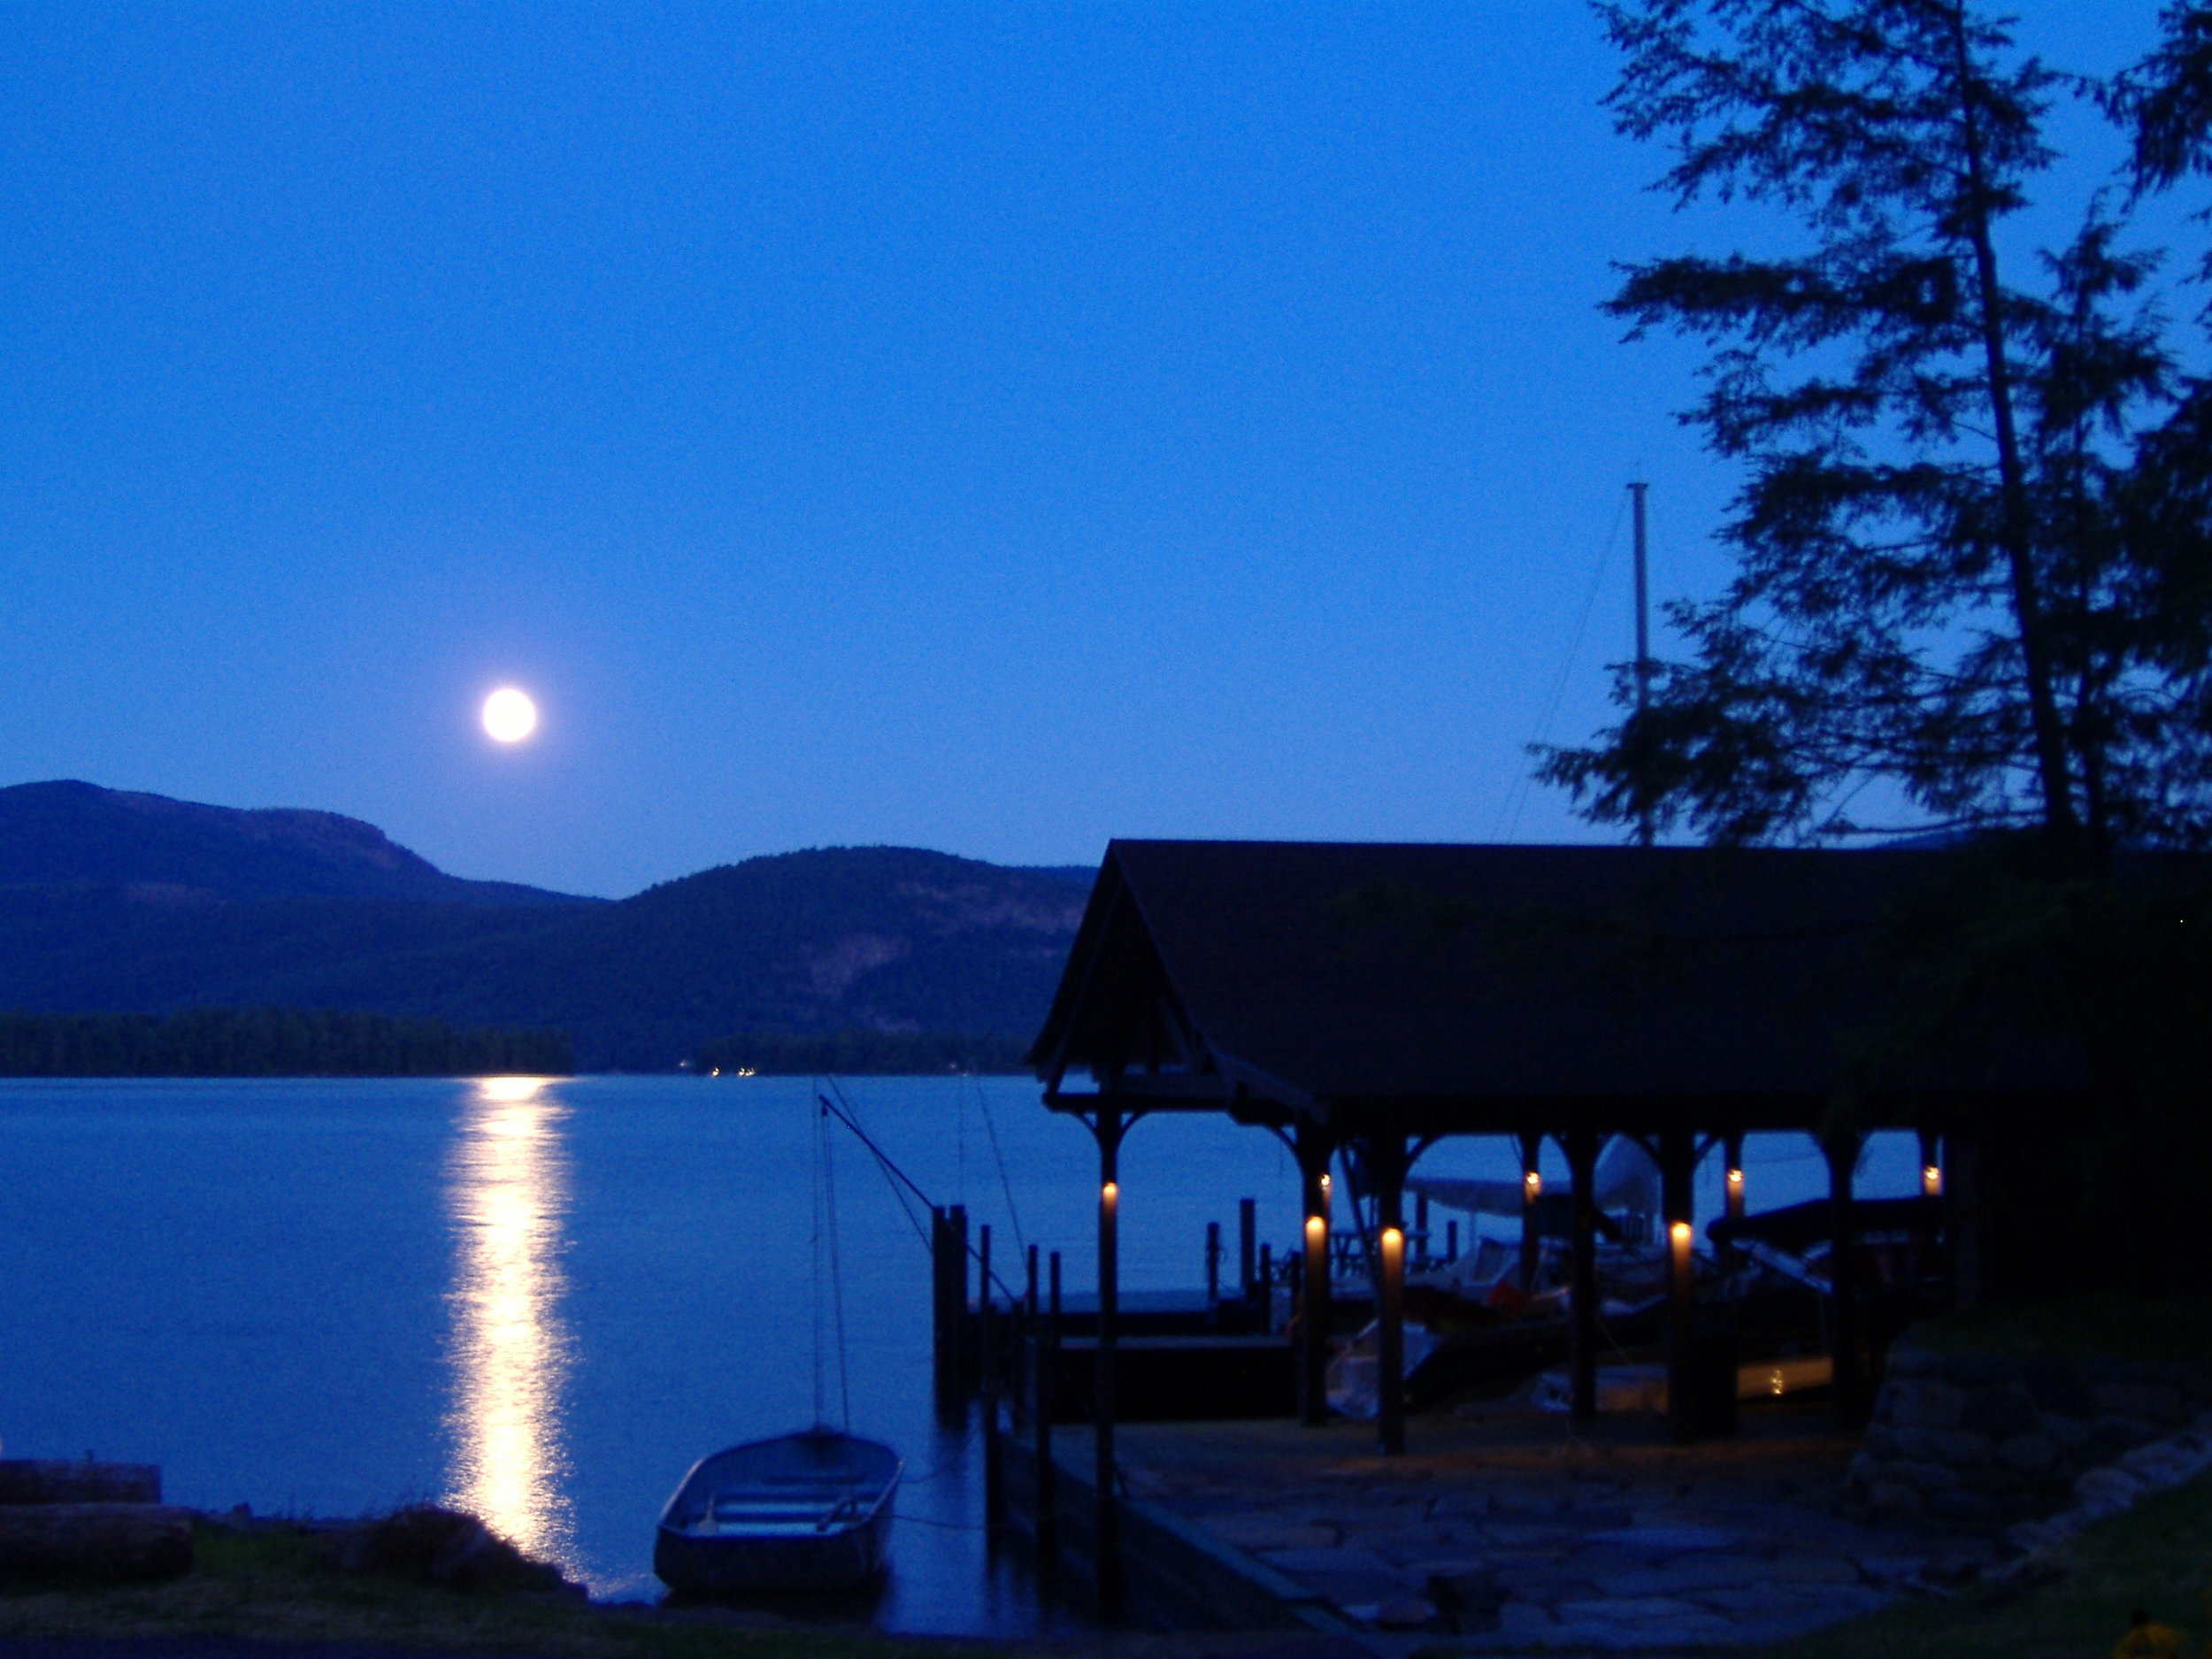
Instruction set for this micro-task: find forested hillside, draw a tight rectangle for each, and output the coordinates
[0,783,1090,1070]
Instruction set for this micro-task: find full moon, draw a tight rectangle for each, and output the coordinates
[481,687,538,744]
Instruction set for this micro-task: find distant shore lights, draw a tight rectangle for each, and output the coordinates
[482,687,538,744]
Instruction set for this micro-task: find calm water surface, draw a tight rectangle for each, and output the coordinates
[0,1075,1924,1633]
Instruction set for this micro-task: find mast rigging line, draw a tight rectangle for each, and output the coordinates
[817,1085,1023,1302]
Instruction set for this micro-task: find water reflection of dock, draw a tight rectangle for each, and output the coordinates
[443,1077,577,1570]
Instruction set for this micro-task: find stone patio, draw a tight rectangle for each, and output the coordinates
[1102,1401,1994,1650]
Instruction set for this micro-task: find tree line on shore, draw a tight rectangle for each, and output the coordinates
[0,1008,572,1078]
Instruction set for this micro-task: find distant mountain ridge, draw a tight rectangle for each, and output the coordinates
[0,780,588,906]
[0,781,1091,1070]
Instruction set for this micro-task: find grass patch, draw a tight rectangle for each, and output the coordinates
[1763,1473,2212,1659]
[1903,1294,2212,1363]
[0,1519,958,1659]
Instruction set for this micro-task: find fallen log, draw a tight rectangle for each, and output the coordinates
[0,1502,194,1582]
[0,1460,161,1505]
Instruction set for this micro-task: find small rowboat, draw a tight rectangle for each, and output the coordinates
[653,1430,902,1596]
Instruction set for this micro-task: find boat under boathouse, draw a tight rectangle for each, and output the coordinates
[1024,839,2093,1470]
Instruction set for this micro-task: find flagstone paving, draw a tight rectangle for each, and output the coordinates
[1109,1402,1995,1650]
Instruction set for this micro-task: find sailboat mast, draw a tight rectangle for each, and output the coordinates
[1630,480,1653,849]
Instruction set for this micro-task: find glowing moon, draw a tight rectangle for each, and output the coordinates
[481,687,538,744]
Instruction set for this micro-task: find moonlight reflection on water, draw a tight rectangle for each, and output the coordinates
[443,1076,577,1569]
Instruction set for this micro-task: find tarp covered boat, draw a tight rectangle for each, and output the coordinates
[654,1429,902,1596]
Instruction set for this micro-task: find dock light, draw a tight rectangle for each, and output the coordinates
[1923,1164,1943,1198]
[1380,1226,1404,1277]
[1522,1170,1542,1201]
[1305,1215,1326,1245]
[1102,1180,1118,1208]
[1725,1166,1744,1195]
[1669,1220,1692,1246]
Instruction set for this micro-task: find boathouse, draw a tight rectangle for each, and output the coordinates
[1025,840,2089,1463]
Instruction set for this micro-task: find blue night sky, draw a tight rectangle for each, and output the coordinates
[0,4,2184,897]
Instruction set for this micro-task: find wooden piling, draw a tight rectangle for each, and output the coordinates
[932,1207,961,1409]
[1204,1221,1221,1309]
[1826,1133,1864,1425]
[1239,1198,1256,1301]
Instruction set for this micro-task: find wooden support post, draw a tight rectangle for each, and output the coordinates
[1296,1124,1333,1427]
[1094,1110,1125,1616]
[978,1222,993,1397]
[1948,1131,1982,1313]
[1038,1249,1060,1569]
[1660,1129,1696,1444]
[1719,1130,1746,1268]
[1517,1132,1543,1293]
[1447,1218,1459,1263]
[1205,1221,1221,1309]
[1373,1134,1409,1456]
[1415,1190,1430,1267]
[1566,1131,1600,1421]
[1240,1198,1256,1302]
[1826,1133,1865,1425]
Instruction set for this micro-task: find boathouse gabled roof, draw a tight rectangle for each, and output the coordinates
[1026,840,2084,1134]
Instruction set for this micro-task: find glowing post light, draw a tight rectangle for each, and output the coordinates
[1725,1166,1744,1197]
[1102,1180,1118,1213]
[1304,1215,1326,1247]
[1923,1164,1943,1198]
[1380,1225,1404,1264]
[1522,1169,1542,1202]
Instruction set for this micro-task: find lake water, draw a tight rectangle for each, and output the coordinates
[0,1075,1926,1634]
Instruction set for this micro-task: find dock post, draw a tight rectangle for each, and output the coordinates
[1565,1131,1599,1422]
[1447,1218,1459,1264]
[1295,1125,1333,1427]
[1256,1243,1272,1334]
[1415,1190,1430,1267]
[1205,1221,1221,1310]
[932,1207,961,1411]
[1094,1109,1126,1617]
[1016,1244,1038,1435]
[981,1283,1003,1526]
[1038,1248,1061,1570]
[1239,1198,1256,1304]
